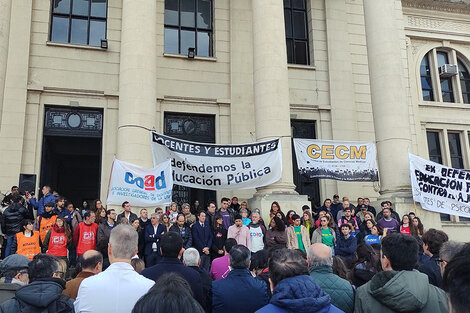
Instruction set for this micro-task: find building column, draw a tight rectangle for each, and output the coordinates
[117,0,158,167]
[0,0,12,128]
[249,0,308,220]
[363,0,412,199]
[251,0,296,193]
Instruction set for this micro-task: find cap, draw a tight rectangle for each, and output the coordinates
[45,202,55,208]
[0,254,30,273]
[360,204,368,210]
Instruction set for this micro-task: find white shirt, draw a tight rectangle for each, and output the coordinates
[74,262,154,313]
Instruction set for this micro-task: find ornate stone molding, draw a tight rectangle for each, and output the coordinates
[405,14,470,35]
[402,0,470,14]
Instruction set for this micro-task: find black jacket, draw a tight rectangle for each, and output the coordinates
[96,222,115,258]
[0,278,74,313]
[210,226,227,258]
[141,257,204,308]
[1,203,29,236]
[418,255,443,288]
[190,266,213,313]
[169,224,193,249]
[116,212,138,224]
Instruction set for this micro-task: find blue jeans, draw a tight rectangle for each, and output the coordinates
[4,235,15,257]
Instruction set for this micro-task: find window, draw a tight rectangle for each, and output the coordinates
[448,133,464,169]
[50,0,107,46]
[419,49,470,104]
[164,0,213,57]
[420,54,434,101]
[426,131,443,164]
[426,131,450,221]
[283,0,309,65]
[459,60,470,104]
[437,52,454,103]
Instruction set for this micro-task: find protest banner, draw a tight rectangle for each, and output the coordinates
[150,132,282,190]
[293,139,379,181]
[409,153,470,218]
[107,159,173,207]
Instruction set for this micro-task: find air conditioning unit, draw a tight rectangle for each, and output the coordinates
[439,64,458,78]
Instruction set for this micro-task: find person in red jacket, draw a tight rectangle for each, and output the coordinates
[74,211,98,257]
[43,216,73,267]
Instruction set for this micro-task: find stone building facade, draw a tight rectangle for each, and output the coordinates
[0,0,469,239]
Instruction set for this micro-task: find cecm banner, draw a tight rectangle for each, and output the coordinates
[294,139,379,181]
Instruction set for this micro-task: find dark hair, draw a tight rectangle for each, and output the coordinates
[341,223,353,231]
[84,210,94,219]
[28,254,60,282]
[382,207,391,213]
[250,250,268,271]
[122,201,129,208]
[234,214,242,221]
[206,201,216,208]
[422,228,448,255]
[55,196,65,204]
[160,232,183,258]
[301,205,310,211]
[106,209,115,216]
[269,248,309,286]
[132,273,204,313]
[21,219,34,231]
[229,245,251,269]
[80,252,103,270]
[221,197,230,203]
[354,243,380,272]
[380,201,387,207]
[381,233,418,271]
[323,199,332,205]
[271,216,286,232]
[413,216,424,235]
[196,210,206,217]
[270,201,281,215]
[332,255,352,283]
[224,238,237,253]
[213,213,223,229]
[232,197,238,201]
[291,214,300,221]
[442,244,470,313]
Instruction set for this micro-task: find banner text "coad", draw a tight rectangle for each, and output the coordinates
[124,171,167,191]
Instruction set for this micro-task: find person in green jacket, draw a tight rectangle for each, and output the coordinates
[355,233,448,313]
[307,243,355,313]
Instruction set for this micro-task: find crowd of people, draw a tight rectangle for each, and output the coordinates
[0,186,468,313]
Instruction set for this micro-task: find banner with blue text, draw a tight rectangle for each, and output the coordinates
[150,132,282,190]
[107,159,173,207]
[293,139,379,181]
[409,153,470,219]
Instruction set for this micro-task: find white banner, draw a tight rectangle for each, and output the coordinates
[150,132,282,190]
[293,139,379,181]
[106,159,173,207]
[409,153,470,218]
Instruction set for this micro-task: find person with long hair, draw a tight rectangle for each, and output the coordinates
[211,213,227,260]
[160,214,171,232]
[311,215,336,254]
[352,243,381,287]
[364,223,384,246]
[400,214,418,236]
[325,212,336,229]
[167,202,179,224]
[285,210,296,226]
[269,201,282,219]
[43,216,73,268]
[413,216,424,236]
[131,217,145,258]
[265,216,287,249]
[95,206,107,224]
[315,211,326,228]
[302,210,314,238]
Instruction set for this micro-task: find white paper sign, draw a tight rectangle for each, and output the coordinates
[409,153,470,218]
[150,132,282,190]
[293,139,379,181]
[107,159,173,207]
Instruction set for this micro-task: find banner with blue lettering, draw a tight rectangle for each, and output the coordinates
[293,139,379,181]
[409,153,470,219]
[150,132,282,190]
[106,159,173,207]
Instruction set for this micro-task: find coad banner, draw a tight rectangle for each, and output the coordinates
[409,153,470,219]
[107,159,173,207]
[150,132,282,190]
[293,139,379,181]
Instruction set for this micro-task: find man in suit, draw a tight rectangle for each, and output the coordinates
[141,232,204,309]
[192,211,213,271]
[143,213,166,267]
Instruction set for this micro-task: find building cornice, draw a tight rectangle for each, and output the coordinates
[402,0,470,14]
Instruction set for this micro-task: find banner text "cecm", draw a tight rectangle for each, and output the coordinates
[306,145,367,159]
